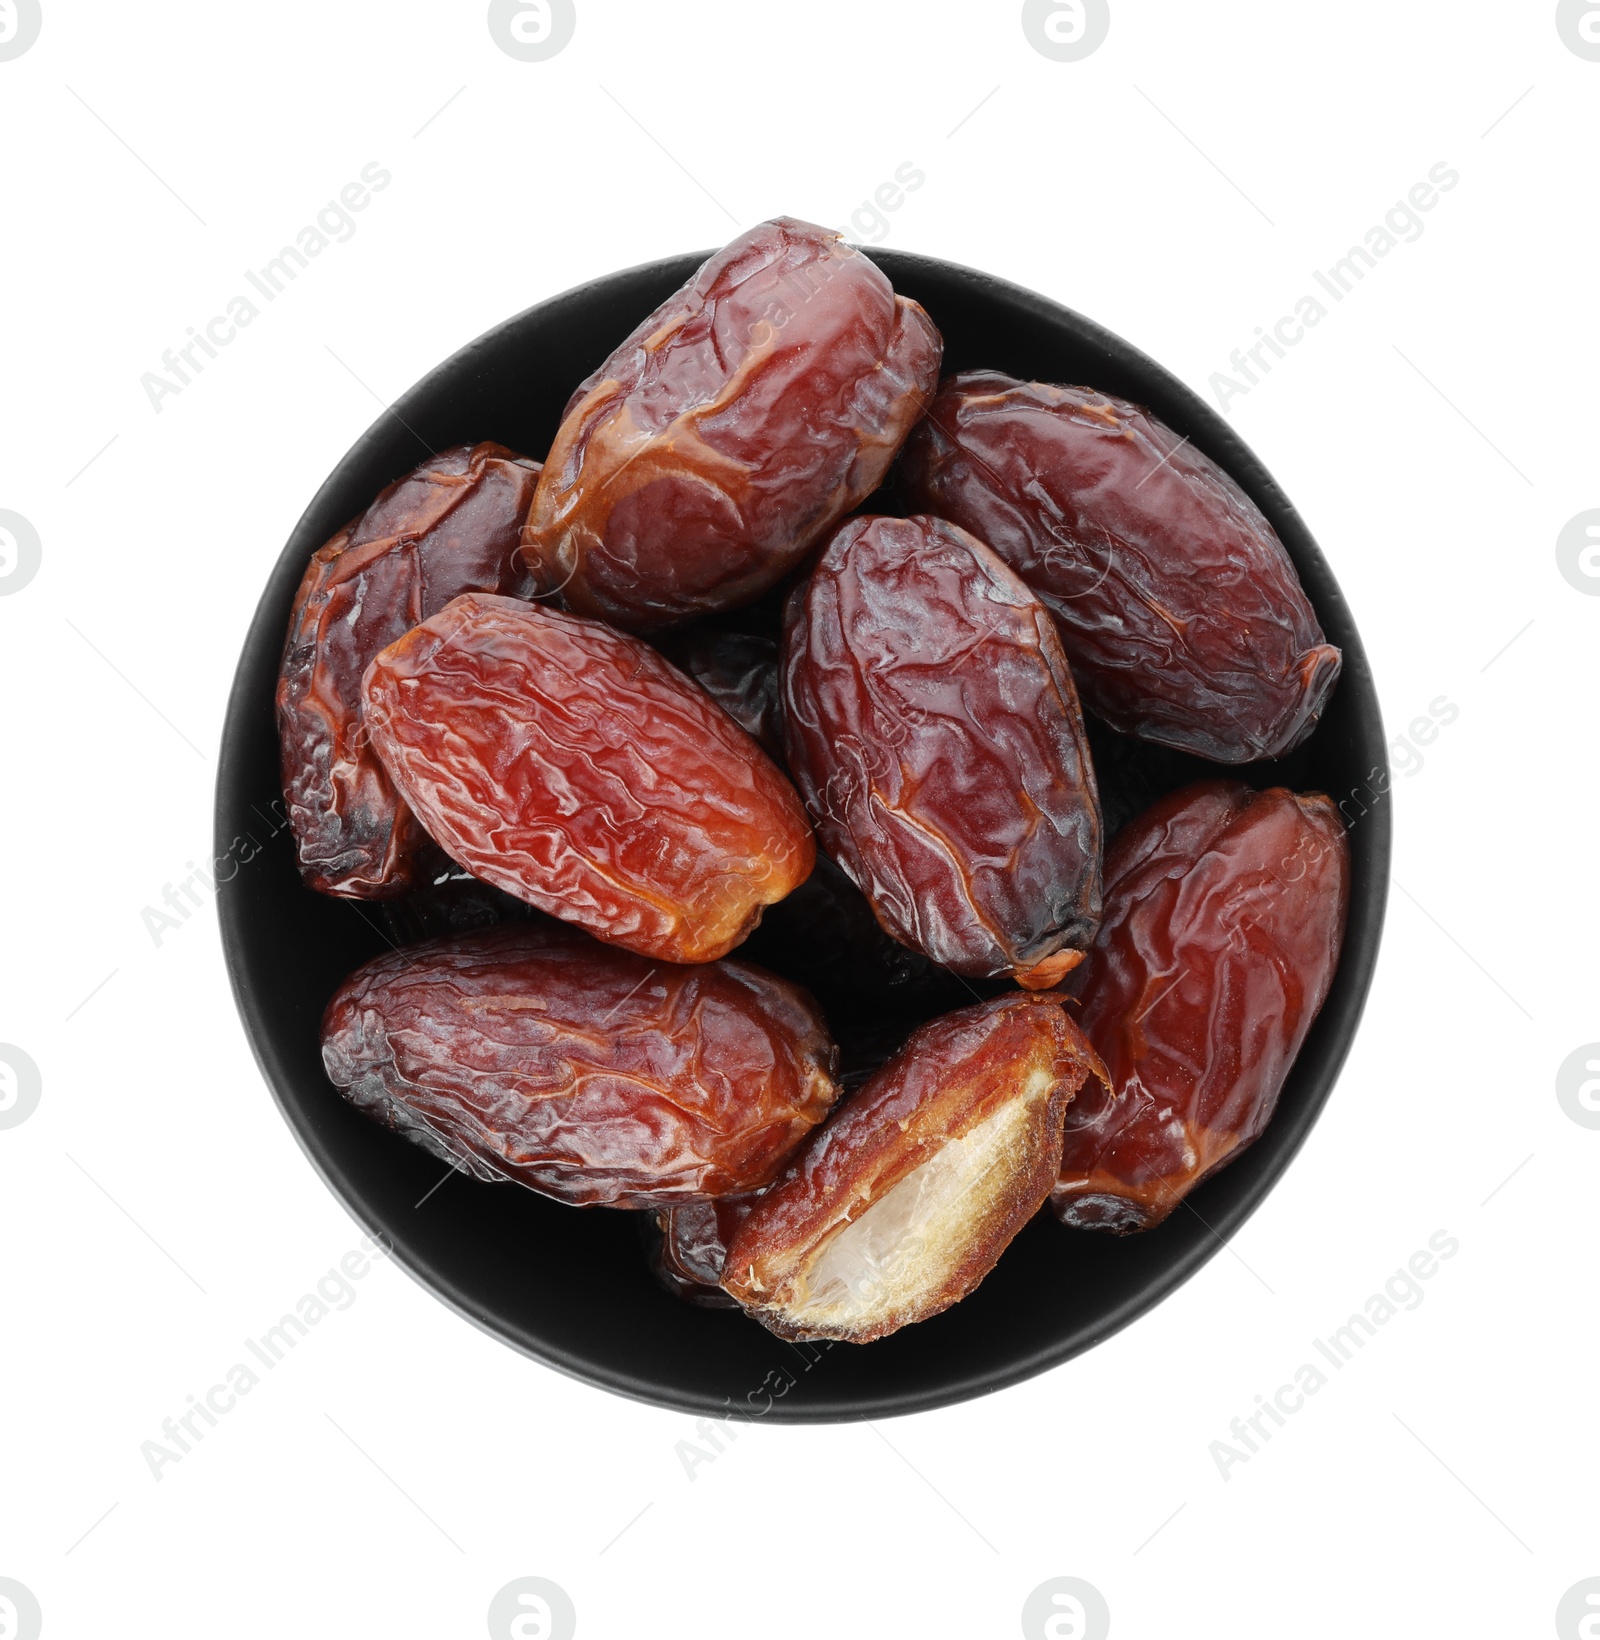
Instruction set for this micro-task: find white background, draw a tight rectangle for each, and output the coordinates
[2,2,1596,1636]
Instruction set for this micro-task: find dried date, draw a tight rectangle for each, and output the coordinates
[723,993,1105,1342]
[321,924,840,1207]
[361,592,815,964]
[523,218,942,631]
[900,373,1342,762]
[278,442,542,897]
[782,514,1102,987]
[646,1193,762,1308]
[1052,781,1349,1232]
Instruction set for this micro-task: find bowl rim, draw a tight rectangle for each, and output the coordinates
[217,243,1391,1422]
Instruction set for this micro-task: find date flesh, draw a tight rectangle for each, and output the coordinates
[782,514,1102,987]
[523,217,943,631]
[361,592,815,964]
[321,924,840,1207]
[278,442,542,897]
[1052,781,1349,1232]
[723,993,1105,1342]
[900,373,1342,762]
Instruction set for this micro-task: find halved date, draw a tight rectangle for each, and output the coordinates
[723,993,1105,1342]
[1052,781,1349,1232]
[900,373,1341,762]
[782,514,1102,987]
[361,592,815,964]
[523,217,942,631]
[278,442,542,897]
[321,924,840,1207]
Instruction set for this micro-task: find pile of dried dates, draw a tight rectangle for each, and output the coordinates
[280,218,1351,1346]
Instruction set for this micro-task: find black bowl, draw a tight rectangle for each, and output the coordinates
[216,248,1390,1421]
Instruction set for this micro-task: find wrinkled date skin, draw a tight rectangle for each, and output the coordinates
[647,1192,761,1308]
[723,993,1105,1342]
[278,443,542,897]
[782,514,1103,987]
[361,593,815,964]
[900,373,1342,762]
[321,925,840,1207]
[523,217,943,631]
[662,629,785,758]
[1053,781,1350,1232]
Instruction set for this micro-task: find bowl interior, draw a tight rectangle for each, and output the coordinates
[216,248,1390,1421]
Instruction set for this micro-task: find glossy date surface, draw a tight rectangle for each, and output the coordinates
[321,925,840,1207]
[278,442,541,898]
[782,514,1102,987]
[523,218,943,631]
[647,1193,761,1308]
[361,592,815,964]
[900,372,1342,763]
[723,993,1105,1342]
[1052,781,1350,1232]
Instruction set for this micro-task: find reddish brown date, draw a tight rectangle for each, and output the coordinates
[662,630,785,758]
[278,442,542,897]
[647,1193,761,1308]
[723,994,1105,1342]
[361,593,815,964]
[900,373,1342,763]
[782,514,1102,987]
[321,925,839,1207]
[523,218,942,631]
[1052,781,1350,1232]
